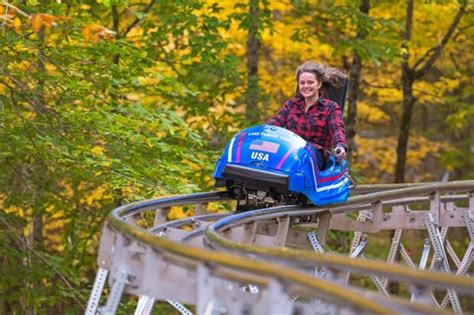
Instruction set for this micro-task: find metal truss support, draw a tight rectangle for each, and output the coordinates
[369,273,390,297]
[381,229,403,289]
[196,264,218,315]
[241,284,259,294]
[425,213,463,314]
[465,210,474,242]
[307,231,327,278]
[85,267,109,315]
[135,296,155,315]
[350,236,368,259]
[441,242,474,308]
[349,211,371,254]
[445,240,461,269]
[101,267,129,315]
[166,300,193,315]
[345,210,370,284]
[399,243,416,269]
[410,239,431,303]
[260,281,293,315]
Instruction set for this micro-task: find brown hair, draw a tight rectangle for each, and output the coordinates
[295,61,347,97]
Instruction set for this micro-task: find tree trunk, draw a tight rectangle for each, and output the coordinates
[31,26,46,249]
[394,0,466,183]
[112,5,120,65]
[246,0,260,122]
[346,0,370,162]
[395,66,415,183]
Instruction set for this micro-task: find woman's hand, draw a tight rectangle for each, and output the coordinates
[335,146,346,161]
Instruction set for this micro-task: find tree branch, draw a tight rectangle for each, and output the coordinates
[121,0,156,38]
[413,1,468,79]
[0,216,87,308]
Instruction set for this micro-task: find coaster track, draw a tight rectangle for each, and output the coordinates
[86,181,474,314]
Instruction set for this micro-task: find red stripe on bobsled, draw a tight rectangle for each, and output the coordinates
[235,132,246,163]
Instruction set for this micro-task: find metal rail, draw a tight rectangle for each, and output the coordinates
[87,181,474,314]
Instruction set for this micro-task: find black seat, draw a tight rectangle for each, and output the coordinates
[325,77,349,117]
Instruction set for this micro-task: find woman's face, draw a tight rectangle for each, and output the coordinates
[298,72,321,100]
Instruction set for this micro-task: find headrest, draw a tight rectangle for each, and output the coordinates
[325,77,349,117]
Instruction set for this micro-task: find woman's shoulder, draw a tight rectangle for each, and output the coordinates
[284,96,303,106]
[319,97,340,110]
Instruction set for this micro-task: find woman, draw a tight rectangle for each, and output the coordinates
[266,61,347,170]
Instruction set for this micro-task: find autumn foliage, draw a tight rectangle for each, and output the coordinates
[0,0,472,313]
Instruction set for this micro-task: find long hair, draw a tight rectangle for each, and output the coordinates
[295,61,347,98]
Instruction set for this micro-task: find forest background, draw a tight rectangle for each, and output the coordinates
[0,0,472,313]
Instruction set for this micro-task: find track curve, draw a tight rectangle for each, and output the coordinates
[86,181,474,315]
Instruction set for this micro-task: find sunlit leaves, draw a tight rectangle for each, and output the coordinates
[82,24,115,43]
[0,0,471,312]
[29,13,67,32]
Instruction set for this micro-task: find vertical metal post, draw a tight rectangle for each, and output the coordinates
[154,207,170,226]
[102,267,129,315]
[195,203,208,216]
[316,213,331,245]
[242,221,257,244]
[410,239,430,303]
[274,216,290,247]
[418,239,431,270]
[85,267,109,315]
[135,296,155,315]
[350,236,368,259]
[196,264,215,315]
[465,210,474,242]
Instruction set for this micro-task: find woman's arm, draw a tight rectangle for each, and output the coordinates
[265,99,291,127]
[328,102,347,150]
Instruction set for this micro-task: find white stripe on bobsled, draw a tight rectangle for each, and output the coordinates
[316,177,349,193]
[227,137,236,162]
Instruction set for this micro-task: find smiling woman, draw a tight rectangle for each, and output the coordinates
[266,61,348,170]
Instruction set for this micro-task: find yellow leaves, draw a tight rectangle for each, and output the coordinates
[12,17,22,31]
[84,185,110,206]
[82,24,115,43]
[206,201,235,213]
[0,5,22,32]
[91,145,105,157]
[182,158,201,171]
[405,135,445,165]
[167,201,233,220]
[1,3,69,34]
[353,134,450,183]
[155,130,167,138]
[167,206,192,221]
[29,13,69,33]
[126,26,143,47]
[354,136,397,183]
[358,102,390,124]
[414,77,461,106]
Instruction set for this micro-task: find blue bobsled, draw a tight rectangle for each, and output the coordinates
[213,124,351,207]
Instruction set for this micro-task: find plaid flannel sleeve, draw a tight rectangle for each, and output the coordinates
[328,102,347,150]
[266,100,291,127]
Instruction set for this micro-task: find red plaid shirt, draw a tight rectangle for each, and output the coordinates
[266,96,347,157]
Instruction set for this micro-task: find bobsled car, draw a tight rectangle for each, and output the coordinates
[213,125,352,209]
[213,78,352,209]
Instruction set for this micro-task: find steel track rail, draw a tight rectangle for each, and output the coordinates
[89,181,473,314]
[107,205,421,314]
[204,181,474,293]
